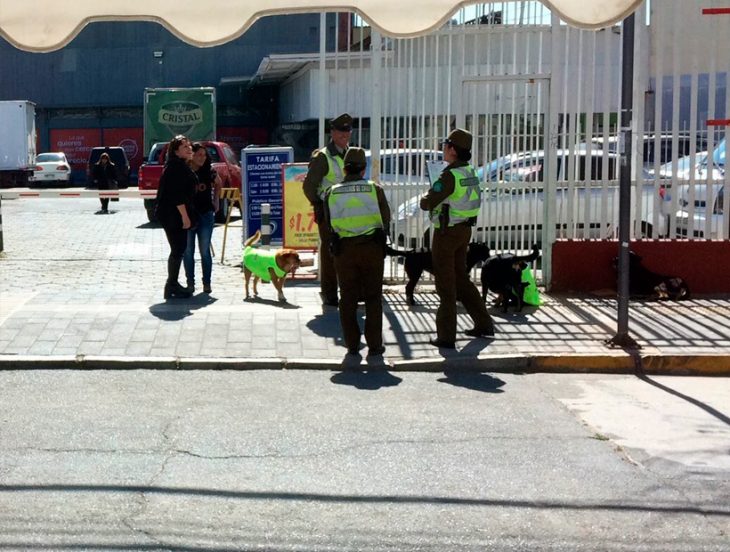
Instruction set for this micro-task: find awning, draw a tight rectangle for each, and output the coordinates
[1,1,643,52]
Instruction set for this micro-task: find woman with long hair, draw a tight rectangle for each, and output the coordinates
[156,135,198,299]
[92,152,117,214]
[183,143,222,293]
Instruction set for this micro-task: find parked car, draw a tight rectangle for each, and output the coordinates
[86,147,131,189]
[673,138,726,238]
[592,132,708,172]
[393,146,622,248]
[30,152,71,186]
[364,148,443,182]
[138,140,241,223]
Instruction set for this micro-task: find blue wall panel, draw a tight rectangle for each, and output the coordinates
[0,14,332,108]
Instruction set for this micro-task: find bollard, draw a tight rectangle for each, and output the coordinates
[0,194,4,253]
[261,202,271,247]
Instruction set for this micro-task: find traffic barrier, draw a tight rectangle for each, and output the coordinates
[0,189,157,199]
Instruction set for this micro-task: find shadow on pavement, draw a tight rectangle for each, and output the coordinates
[243,296,300,309]
[330,368,403,389]
[149,294,217,321]
[438,372,506,393]
[636,372,730,426]
[136,221,161,229]
[306,313,341,338]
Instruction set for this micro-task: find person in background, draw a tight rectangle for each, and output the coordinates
[156,135,197,299]
[183,143,222,294]
[302,113,353,307]
[324,147,390,357]
[92,152,117,214]
[419,128,495,349]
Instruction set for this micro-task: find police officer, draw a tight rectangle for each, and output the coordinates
[419,128,495,348]
[303,113,353,307]
[324,147,391,357]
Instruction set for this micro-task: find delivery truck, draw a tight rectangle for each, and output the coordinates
[0,100,36,188]
[143,87,216,156]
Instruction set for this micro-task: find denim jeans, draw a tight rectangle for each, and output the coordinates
[183,210,215,286]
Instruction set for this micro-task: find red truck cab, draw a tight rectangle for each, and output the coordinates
[138,140,242,223]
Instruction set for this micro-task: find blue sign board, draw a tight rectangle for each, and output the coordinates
[241,146,294,242]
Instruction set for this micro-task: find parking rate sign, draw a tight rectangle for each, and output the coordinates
[242,147,294,242]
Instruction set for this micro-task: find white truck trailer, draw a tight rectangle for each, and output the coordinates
[0,100,36,188]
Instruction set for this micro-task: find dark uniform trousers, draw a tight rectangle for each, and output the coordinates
[432,223,494,343]
[333,238,384,351]
[318,221,338,303]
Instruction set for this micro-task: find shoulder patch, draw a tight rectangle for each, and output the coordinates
[433,180,443,193]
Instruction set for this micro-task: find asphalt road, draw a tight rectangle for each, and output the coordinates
[0,370,728,551]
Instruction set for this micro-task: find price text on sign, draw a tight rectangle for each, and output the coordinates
[282,163,319,249]
[289,212,316,233]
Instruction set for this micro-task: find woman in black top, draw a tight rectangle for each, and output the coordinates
[183,143,222,293]
[92,152,117,213]
[156,135,197,299]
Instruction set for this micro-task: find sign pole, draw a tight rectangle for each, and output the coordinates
[608,13,640,350]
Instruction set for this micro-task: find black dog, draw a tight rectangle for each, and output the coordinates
[614,251,690,300]
[386,242,491,305]
[481,245,540,312]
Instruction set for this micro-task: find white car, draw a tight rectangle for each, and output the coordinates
[673,138,727,238]
[32,152,71,185]
[393,146,624,248]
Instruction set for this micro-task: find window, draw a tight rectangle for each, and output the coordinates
[207,146,221,163]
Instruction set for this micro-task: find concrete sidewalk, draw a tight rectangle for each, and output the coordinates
[1,196,730,374]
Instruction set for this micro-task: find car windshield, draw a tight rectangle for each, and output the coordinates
[147,143,166,164]
[36,153,64,163]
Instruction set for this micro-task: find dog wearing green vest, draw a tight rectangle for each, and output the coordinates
[243,230,301,302]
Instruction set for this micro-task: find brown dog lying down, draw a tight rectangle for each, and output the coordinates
[242,230,301,302]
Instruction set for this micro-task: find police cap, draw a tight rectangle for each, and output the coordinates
[330,113,353,132]
[343,147,366,168]
[443,128,472,151]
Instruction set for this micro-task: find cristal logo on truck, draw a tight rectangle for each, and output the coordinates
[158,102,204,135]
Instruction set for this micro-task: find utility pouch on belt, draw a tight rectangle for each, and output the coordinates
[439,205,450,233]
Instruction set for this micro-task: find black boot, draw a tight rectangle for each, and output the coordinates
[164,282,191,299]
[165,257,191,299]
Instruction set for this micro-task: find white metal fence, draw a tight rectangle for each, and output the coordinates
[290,1,729,284]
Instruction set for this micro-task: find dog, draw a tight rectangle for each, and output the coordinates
[481,245,540,312]
[242,230,301,302]
[386,242,491,305]
[614,251,690,300]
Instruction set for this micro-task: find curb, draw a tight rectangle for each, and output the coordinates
[1,354,729,375]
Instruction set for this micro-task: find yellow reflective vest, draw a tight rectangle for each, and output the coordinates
[316,147,345,199]
[327,179,383,238]
[431,165,481,228]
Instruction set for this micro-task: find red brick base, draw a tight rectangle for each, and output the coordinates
[551,240,730,294]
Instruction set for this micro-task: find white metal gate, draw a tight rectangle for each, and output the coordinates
[276,1,729,286]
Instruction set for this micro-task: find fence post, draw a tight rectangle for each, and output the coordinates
[261,203,271,246]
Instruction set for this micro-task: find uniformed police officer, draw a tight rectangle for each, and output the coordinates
[324,147,391,357]
[419,128,495,349]
[303,113,353,307]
